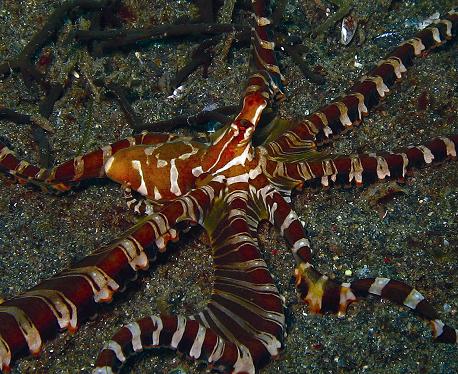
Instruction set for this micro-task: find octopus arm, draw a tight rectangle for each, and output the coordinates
[0,179,225,372]
[264,135,457,188]
[94,182,286,373]
[0,132,176,192]
[265,10,458,157]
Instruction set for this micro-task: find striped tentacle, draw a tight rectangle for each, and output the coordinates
[264,135,457,189]
[195,182,286,370]
[295,265,458,344]
[258,174,457,344]
[260,185,312,265]
[260,188,359,317]
[264,8,458,158]
[0,132,177,191]
[197,1,283,179]
[122,186,162,216]
[254,178,358,318]
[93,315,252,374]
[94,183,286,373]
[0,179,224,372]
[252,179,358,322]
[256,184,353,316]
[121,187,194,235]
[352,278,457,343]
[245,0,284,106]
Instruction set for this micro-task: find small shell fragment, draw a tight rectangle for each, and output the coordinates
[167,84,186,100]
[341,15,358,45]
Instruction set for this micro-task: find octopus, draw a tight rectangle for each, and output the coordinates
[0,1,457,373]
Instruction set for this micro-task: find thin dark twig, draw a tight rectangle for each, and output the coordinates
[172,36,220,89]
[34,82,65,167]
[39,83,64,119]
[0,0,114,79]
[96,79,238,133]
[135,105,239,132]
[18,63,46,88]
[172,28,251,90]
[195,0,216,23]
[85,1,123,54]
[173,53,213,89]
[31,127,52,167]
[0,0,116,167]
[74,23,248,41]
[74,23,250,56]
[103,82,146,130]
[280,42,326,85]
[0,106,54,132]
[272,0,288,26]
[0,107,33,125]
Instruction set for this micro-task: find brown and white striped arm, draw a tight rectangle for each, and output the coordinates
[195,183,286,370]
[258,186,358,316]
[257,168,457,344]
[258,181,458,345]
[93,315,252,374]
[265,9,458,158]
[94,183,286,373]
[0,132,178,192]
[261,185,312,264]
[295,265,458,344]
[351,278,457,343]
[264,135,457,189]
[0,180,225,372]
[122,186,162,216]
[244,0,285,106]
